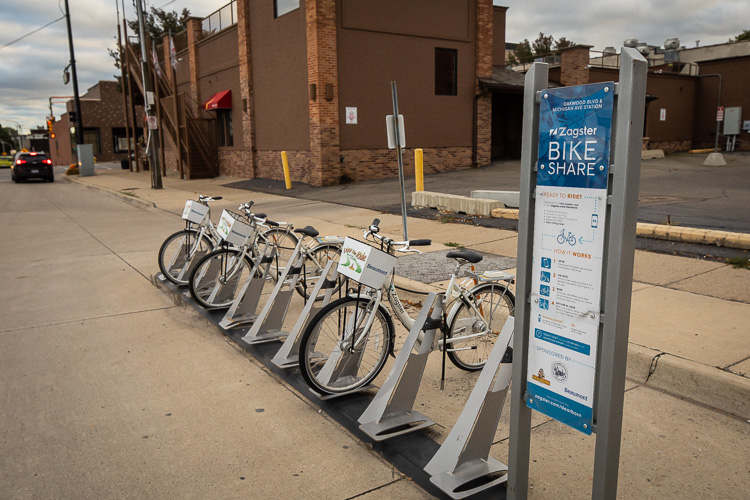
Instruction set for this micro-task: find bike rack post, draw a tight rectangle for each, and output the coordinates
[218,242,276,330]
[241,244,303,345]
[358,292,442,441]
[271,260,339,369]
[423,317,514,499]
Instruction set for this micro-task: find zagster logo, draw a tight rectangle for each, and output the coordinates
[549,126,597,138]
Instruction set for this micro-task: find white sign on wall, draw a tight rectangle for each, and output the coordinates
[659,108,666,121]
[346,107,358,125]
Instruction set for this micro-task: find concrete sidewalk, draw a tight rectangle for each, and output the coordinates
[4,167,747,499]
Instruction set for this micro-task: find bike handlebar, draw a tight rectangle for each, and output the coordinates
[363,222,430,254]
[198,195,223,202]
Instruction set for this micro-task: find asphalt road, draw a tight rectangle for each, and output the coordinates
[224,151,750,235]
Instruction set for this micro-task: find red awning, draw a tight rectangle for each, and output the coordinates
[203,90,232,110]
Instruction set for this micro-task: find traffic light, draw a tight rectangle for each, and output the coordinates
[47,116,55,134]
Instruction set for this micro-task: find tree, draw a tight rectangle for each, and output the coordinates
[108,4,190,73]
[532,32,555,57]
[733,30,750,42]
[512,39,534,64]
[555,37,574,50]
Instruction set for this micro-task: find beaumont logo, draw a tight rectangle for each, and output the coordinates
[549,126,598,138]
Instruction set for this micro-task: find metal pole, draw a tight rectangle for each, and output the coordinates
[390,81,409,241]
[135,0,163,188]
[115,1,133,170]
[591,47,647,499]
[699,74,723,153]
[507,62,548,500]
[63,0,84,147]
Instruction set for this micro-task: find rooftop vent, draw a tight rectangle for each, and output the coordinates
[603,46,617,54]
[623,38,638,48]
[664,38,680,50]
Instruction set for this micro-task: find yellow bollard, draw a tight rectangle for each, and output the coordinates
[415,148,424,192]
[281,151,292,190]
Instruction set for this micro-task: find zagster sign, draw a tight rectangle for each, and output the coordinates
[526,82,614,434]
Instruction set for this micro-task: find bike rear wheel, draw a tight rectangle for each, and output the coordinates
[296,243,343,301]
[262,227,299,279]
[188,248,255,309]
[158,229,214,286]
[298,296,394,395]
[446,283,515,371]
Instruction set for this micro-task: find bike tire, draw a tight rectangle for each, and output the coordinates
[296,243,343,301]
[298,296,394,395]
[262,227,299,279]
[158,229,214,286]
[188,248,255,309]
[446,283,515,371]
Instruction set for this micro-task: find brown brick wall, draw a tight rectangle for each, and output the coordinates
[219,149,253,177]
[256,150,317,183]
[306,0,340,187]
[561,45,592,87]
[236,0,256,175]
[474,0,493,166]
[340,147,474,182]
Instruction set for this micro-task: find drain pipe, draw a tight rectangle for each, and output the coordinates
[472,87,490,166]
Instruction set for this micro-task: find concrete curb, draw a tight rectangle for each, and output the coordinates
[66,175,157,210]
[489,208,750,250]
[626,344,750,420]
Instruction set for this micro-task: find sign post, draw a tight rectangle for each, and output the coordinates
[508,47,647,499]
[388,82,409,241]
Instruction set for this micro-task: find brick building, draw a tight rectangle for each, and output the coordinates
[50,81,143,166]
[125,0,506,186]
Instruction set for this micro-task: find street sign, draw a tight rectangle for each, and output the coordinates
[526,82,615,435]
[147,116,158,130]
[386,114,405,149]
[717,106,724,122]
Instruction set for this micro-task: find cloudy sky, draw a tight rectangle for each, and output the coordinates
[1,0,748,135]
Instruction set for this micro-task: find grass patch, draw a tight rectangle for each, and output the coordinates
[440,215,455,224]
[726,257,750,269]
[121,190,138,198]
[444,241,464,248]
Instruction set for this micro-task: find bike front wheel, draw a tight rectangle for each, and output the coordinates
[158,229,214,286]
[298,296,394,395]
[446,283,515,371]
[188,248,255,309]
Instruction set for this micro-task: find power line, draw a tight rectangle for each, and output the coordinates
[0,16,66,51]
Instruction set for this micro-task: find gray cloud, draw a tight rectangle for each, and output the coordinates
[1,1,747,132]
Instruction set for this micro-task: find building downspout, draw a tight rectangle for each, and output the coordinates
[472,86,490,166]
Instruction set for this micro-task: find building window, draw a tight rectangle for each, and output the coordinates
[275,0,299,18]
[83,128,101,156]
[217,110,233,147]
[112,127,134,153]
[435,48,458,96]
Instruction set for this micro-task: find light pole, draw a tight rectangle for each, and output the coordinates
[135,0,163,189]
[7,119,24,150]
[63,0,84,147]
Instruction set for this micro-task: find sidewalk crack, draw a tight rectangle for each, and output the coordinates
[345,478,404,499]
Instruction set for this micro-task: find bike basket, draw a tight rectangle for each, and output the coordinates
[216,209,255,246]
[337,237,396,290]
[182,200,209,224]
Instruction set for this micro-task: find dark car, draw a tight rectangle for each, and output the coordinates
[11,152,54,183]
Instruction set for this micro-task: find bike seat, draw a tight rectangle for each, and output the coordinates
[294,226,320,238]
[446,248,483,264]
[254,213,267,219]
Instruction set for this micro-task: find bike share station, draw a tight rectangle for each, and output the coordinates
[154,53,646,498]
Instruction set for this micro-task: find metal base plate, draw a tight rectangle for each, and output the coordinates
[360,411,436,442]
[430,457,508,500]
[309,384,375,401]
[242,329,287,345]
[218,313,258,330]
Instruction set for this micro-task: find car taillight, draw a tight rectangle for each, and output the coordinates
[16,159,26,164]
[44,159,52,164]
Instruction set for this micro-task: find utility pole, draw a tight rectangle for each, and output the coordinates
[63,0,84,147]
[135,0,163,188]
